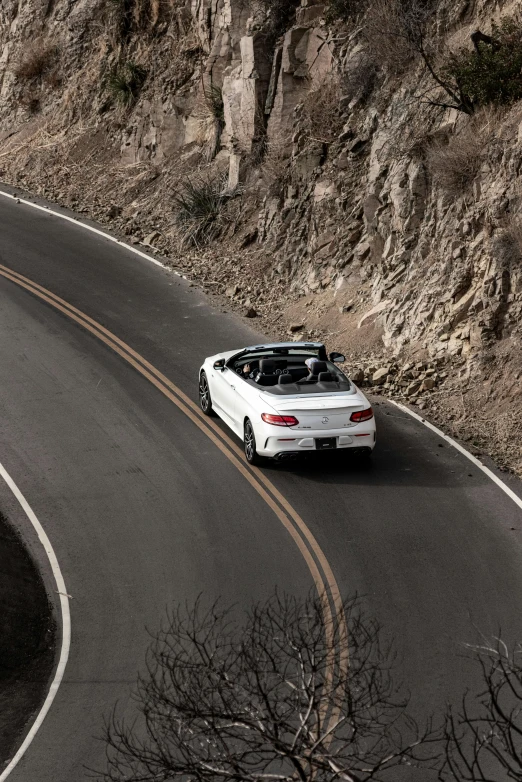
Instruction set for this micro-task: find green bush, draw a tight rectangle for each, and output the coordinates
[174,177,232,247]
[443,18,522,109]
[107,62,147,107]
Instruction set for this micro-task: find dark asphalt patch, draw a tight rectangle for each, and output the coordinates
[0,510,56,768]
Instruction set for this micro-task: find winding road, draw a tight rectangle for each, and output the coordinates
[1,190,522,781]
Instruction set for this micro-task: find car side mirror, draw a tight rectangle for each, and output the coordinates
[329,352,346,363]
[213,359,226,371]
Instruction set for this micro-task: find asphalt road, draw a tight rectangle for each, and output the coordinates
[1,192,522,780]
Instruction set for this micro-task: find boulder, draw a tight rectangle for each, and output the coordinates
[372,368,389,385]
[358,300,391,329]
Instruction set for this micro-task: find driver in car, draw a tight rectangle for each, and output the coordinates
[242,363,259,380]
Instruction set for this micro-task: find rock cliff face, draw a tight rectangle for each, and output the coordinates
[0,0,521,471]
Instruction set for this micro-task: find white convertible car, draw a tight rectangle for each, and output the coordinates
[199,342,376,465]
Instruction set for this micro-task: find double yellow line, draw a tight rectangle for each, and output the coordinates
[0,262,348,688]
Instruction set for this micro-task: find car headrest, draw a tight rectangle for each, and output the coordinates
[318,371,336,382]
[309,361,327,375]
[259,358,275,374]
[278,373,294,384]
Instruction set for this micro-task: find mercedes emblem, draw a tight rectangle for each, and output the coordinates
[322,417,329,424]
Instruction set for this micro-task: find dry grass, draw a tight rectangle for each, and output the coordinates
[15,44,59,83]
[491,222,522,269]
[301,73,344,144]
[363,0,415,75]
[257,130,292,189]
[427,109,500,196]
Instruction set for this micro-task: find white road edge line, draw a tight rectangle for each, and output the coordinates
[390,400,522,511]
[0,188,184,274]
[0,462,71,780]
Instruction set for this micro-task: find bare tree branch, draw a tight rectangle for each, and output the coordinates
[99,592,437,782]
[440,639,522,780]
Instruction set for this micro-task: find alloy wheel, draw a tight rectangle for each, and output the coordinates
[199,372,212,415]
[244,422,255,462]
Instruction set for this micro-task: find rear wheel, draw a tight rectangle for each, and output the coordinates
[244,419,264,466]
[199,371,214,416]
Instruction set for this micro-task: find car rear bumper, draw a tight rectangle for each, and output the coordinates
[257,427,376,458]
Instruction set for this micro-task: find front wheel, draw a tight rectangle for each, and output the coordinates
[199,371,214,416]
[244,419,264,466]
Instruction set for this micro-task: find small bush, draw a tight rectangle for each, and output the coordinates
[301,73,344,143]
[426,109,498,196]
[173,177,233,247]
[428,134,482,195]
[258,0,301,45]
[107,62,147,107]
[443,17,522,109]
[493,222,522,269]
[363,0,414,74]
[257,131,292,189]
[325,0,364,23]
[15,45,59,82]
[204,84,224,124]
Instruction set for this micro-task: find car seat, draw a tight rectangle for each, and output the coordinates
[255,358,278,386]
[299,361,328,383]
[318,371,337,383]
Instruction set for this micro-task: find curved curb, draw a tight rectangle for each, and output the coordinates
[0,463,71,781]
[390,400,522,511]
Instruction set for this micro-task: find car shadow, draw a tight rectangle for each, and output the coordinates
[260,413,487,490]
[207,404,488,490]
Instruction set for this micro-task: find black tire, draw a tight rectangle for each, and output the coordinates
[244,419,264,466]
[199,371,214,416]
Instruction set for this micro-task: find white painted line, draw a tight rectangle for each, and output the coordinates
[0,462,71,780]
[0,188,168,269]
[390,400,522,511]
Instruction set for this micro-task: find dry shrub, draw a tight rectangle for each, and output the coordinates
[257,130,291,188]
[19,90,41,114]
[427,109,500,196]
[341,47,378,104]
[301,73,344,143]
[15,44,59,83]
[363,0,416,75]
[491,220,522,272]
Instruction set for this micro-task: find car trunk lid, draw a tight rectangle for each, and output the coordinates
[261,394,365,431]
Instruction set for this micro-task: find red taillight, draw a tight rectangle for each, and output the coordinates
[261,413,299,427]
[350,407,374,423]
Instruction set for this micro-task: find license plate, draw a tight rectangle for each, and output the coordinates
[315,437,337,450]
